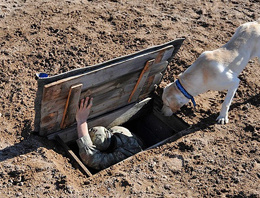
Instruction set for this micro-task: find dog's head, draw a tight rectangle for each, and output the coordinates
[161,82,189,116]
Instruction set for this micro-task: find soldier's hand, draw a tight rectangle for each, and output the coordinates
[76,97,93,124]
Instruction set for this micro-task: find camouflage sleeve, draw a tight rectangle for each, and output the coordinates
[76,136,126,170]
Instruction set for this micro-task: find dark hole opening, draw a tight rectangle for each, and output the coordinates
[67,96,189,175]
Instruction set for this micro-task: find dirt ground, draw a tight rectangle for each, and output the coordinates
[0,0,259,197]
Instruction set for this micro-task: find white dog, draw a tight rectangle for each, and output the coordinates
[162,19,260,124]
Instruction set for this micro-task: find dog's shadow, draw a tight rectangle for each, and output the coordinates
[187,93,259,130]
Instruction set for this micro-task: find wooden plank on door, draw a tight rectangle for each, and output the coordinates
[142,48,169,95]
[128,59,154,103]
[60,84,82,129]
[40,45,175,135]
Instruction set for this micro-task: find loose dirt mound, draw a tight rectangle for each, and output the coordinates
[0,0,259,197]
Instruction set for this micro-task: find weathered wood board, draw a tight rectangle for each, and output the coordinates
[60,84,82,129]
[47,98,152,143]
[34,38,185,136]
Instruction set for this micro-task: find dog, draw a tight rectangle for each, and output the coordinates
[162,19,260,124]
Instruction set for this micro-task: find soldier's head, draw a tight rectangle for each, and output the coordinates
[89,126,112,151]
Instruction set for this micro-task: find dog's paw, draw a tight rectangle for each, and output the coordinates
[216,115,229,124]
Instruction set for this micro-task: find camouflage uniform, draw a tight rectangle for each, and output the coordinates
[76,126,142,170]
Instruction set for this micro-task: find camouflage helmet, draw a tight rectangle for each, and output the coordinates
[89,126,112,151]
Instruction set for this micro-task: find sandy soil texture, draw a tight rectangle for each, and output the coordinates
[0,0,259,197]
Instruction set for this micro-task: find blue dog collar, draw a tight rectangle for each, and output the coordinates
[176,79,196,108]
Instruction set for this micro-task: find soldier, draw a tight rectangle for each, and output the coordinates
[76,97,143,170]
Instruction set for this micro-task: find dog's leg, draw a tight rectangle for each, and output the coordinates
[216,77,240,124]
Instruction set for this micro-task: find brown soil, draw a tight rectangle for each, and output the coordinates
[0,0,259,197]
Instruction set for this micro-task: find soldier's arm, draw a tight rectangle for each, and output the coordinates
[76,97,93,139]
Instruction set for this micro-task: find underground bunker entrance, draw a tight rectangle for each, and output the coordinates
[67,96,189,175]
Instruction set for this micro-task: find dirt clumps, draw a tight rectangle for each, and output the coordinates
[0,0,259,197]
